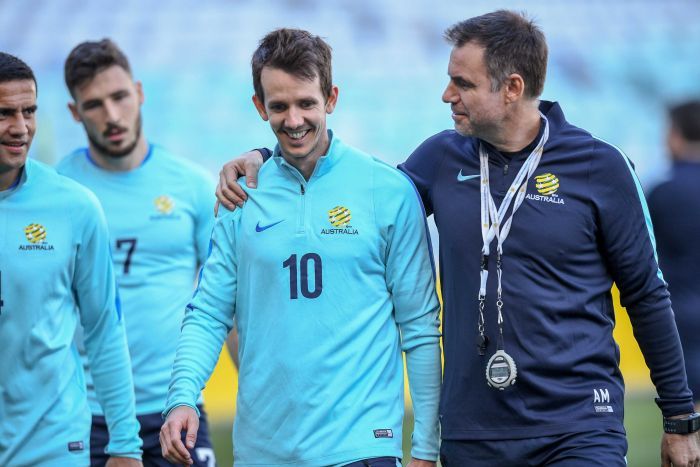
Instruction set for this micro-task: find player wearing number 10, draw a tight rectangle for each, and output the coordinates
[56,40,219,467]
[161,29,442,467]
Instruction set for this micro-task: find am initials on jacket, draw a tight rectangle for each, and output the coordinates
[593,388,610,403]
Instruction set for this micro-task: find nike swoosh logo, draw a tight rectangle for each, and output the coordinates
[457,170,480,182]
[255,220,284,232]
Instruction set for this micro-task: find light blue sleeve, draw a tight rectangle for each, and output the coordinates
[164,210,239,416]
[74,194,142,459]
[380,171,442,462]
[193,171,216,267]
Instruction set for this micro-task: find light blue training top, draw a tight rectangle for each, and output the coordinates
[165,133,442,466]
[58,144,215,415]
[0,159,141,466]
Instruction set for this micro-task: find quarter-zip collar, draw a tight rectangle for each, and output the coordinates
[272,130,343,184]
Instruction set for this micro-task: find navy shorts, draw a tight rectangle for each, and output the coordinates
[90,405,216,467]
[440,430,627,467]
[343,457,401,467]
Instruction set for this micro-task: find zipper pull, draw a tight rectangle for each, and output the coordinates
[300,184,305,195]
[503,163,509,175]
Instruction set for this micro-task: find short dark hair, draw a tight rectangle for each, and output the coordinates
[0,52,37,90]
[64,39,131,97]
[251,28,332,103]
[669,100,700,143]
[445,10,548,99]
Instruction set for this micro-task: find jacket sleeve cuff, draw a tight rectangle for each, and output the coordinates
[655,396,695,417]
[162,402,201,420]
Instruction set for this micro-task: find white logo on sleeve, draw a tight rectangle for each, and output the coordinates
[593,388,613,413]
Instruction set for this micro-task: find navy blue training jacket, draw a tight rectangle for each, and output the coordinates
[399,100,693,440]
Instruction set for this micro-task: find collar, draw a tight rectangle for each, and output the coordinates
[273,129,343,181]
[538,100,566,138]
[0,160,30,200]
[85,143,154,170]
[479,101,564,163]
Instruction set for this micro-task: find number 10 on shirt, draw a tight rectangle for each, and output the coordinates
[282,253,323,299]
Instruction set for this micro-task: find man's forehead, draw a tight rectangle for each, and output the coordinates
[261,67,323,100]
[73,65,133,98]
[448,43,487,75]
[261,66,319,85]
[0,79,37,106]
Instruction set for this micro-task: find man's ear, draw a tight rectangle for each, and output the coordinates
[135,81,145,105]
[68,102,81,122]
[325,85,339,114]
[503,73,525,104]
[252,94,268,121]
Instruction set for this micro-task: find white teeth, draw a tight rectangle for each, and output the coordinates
[288,131,306,139]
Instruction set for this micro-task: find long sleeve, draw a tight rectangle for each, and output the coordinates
[74,194,142,459]
[591,139,693,416]
[193,172,216,267]
[164,210,239,416]
[379,172,442,461]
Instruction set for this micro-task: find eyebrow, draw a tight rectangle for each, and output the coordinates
[0,105,38,114]
[451,75,475,86]
[80,98,102,108]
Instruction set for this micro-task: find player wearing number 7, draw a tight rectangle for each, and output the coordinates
[57,39,226,467]
[161,28,442,467]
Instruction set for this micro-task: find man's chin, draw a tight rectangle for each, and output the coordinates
[453,124,473,137]
[279,144,311,160]
[92,138,139,158]
[104,149,133,159]
[0,151,28,167]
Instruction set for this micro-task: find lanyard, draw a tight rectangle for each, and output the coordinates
[477,113,549,354]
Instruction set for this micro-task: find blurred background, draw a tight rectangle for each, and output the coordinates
[2,0,699,465]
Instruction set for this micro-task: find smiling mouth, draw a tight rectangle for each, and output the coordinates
[285,129,311,140]
[2,141,27,152]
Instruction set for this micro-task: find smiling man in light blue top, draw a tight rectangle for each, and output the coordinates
[56,39,226,467]
[0,51,142,467]
[161,29,442,467]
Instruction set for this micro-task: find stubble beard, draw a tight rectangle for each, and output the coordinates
[88,114,143,159]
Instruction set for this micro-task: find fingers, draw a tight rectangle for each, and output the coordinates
[159,417,193,466]
[169,419,193,464]
[216,170,243,211]
[184,412,200,449]
[243,157,260,189]
[224,163,249,202]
